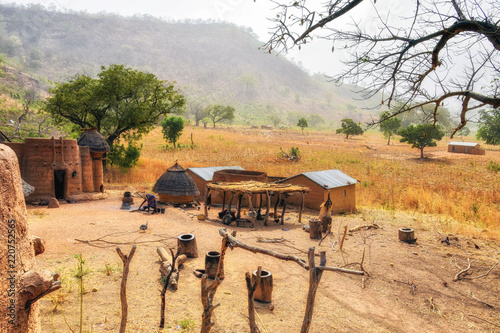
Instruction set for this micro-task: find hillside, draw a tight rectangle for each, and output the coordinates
[0,3,383,127]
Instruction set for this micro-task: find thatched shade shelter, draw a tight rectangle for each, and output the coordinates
[205,181,309,228]
[153,162,200,204]
[77,128,110,193]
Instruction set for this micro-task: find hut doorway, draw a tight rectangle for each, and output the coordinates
[54,170,66,199]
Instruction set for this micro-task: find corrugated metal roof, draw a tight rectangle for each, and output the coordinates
[187,166,244,181]
[448,142,479,147]
[280,169,358,189]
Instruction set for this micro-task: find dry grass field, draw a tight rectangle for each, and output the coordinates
[107,125,500,240]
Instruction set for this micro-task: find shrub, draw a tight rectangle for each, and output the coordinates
[486,160,500,173]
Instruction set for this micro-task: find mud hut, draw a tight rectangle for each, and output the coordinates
[77,128,110,193]
[448,142,485,155]
[278,169,359,212]
[153,162,200,204]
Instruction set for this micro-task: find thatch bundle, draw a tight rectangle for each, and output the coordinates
[207,181,309,194]
[77,128,110,153]
[153,162,200,203]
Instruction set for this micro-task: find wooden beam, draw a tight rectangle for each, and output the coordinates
[299,192,305,223]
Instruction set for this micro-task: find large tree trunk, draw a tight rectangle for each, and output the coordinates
[0,144,39,332]
[420,148,425,159]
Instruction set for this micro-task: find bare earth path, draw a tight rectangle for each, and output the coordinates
[28,190,499,332]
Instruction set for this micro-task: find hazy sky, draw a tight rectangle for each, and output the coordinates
[0,0,349,75]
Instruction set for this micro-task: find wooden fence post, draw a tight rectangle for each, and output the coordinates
[116,246,137,333]
[300,249,326,333]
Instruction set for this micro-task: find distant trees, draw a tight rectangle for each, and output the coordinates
[269,114,281,128]
[204,105,235,128]
[161,116,184,148]
[189,103,207,127]
[297,117,308,134]
[379,111,401,145]
[44,65,186,146]
[476,109,500,145]
[399,124,445,159]
[336,118,363,139]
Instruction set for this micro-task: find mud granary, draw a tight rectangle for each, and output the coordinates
[5,129,109,202]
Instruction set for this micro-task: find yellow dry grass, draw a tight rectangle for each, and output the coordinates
[106,125,500,239]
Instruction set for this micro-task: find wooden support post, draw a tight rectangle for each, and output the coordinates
[245,267,262,333]
[299,192,305,223]
[236,193,243,219]
[274,193,280,221]
[116,245,137,333]
[204,188,211,217]
[222,191,226,212]
[248,193,256,228]
[300,249,326,333]
[280,193,288,225]
[265,191,271,226]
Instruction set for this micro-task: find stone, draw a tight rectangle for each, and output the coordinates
[48,198,60,209]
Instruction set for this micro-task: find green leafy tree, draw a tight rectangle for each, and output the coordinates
[379,111,401,145]
[336,118,364,139]
[476,109,500,145]
[399,124,445,159]
[161,116,184,148]
[297,117,308,134]
[43,64,186,146]
[108,141,142,170]
[205,105,235,128]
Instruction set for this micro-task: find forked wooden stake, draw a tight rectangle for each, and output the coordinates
[116,245,137,333]
[301,249,326,333]
[245,267,262,333]
[159,248,179,328]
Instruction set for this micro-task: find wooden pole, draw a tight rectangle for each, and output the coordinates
[280,193,288,225]
[160,248,179,328]
[236,193,243,219]
[273,193,280,221]
[219,228,308,270]
[245,267,262,333]
[116,245,137,333]
[222,191,226,212]
[300,249,326,333]
[248,193,256,228]
[265,191,271,226]
[204,187,210,217]
[299,192,305,223]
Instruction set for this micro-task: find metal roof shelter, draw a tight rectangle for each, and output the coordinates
[187,166,244,181]
[448,142,479,147]
[279,169,359,189]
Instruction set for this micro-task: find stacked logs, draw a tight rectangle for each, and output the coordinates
[157,247,187,290]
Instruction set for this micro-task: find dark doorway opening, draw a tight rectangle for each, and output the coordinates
[54,170,66,199]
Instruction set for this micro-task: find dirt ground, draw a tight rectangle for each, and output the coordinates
[28,190,499,333]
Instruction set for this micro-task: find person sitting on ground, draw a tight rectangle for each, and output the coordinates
[139,193,157,214]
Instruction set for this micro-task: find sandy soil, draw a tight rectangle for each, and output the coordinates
[28,190,500,332]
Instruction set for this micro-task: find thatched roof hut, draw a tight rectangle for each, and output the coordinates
[153,162,200,204]
[77,128,110,153]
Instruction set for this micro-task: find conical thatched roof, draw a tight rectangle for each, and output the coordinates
[153,162,200,196]
[77,128,110,153]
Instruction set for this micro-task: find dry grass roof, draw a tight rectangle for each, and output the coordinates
[153,162,200,196]
[206,181,309,194]
[77,128,110,153]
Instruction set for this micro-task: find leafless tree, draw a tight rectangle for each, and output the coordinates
[265,0,499,136]
[189,102,207,127]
